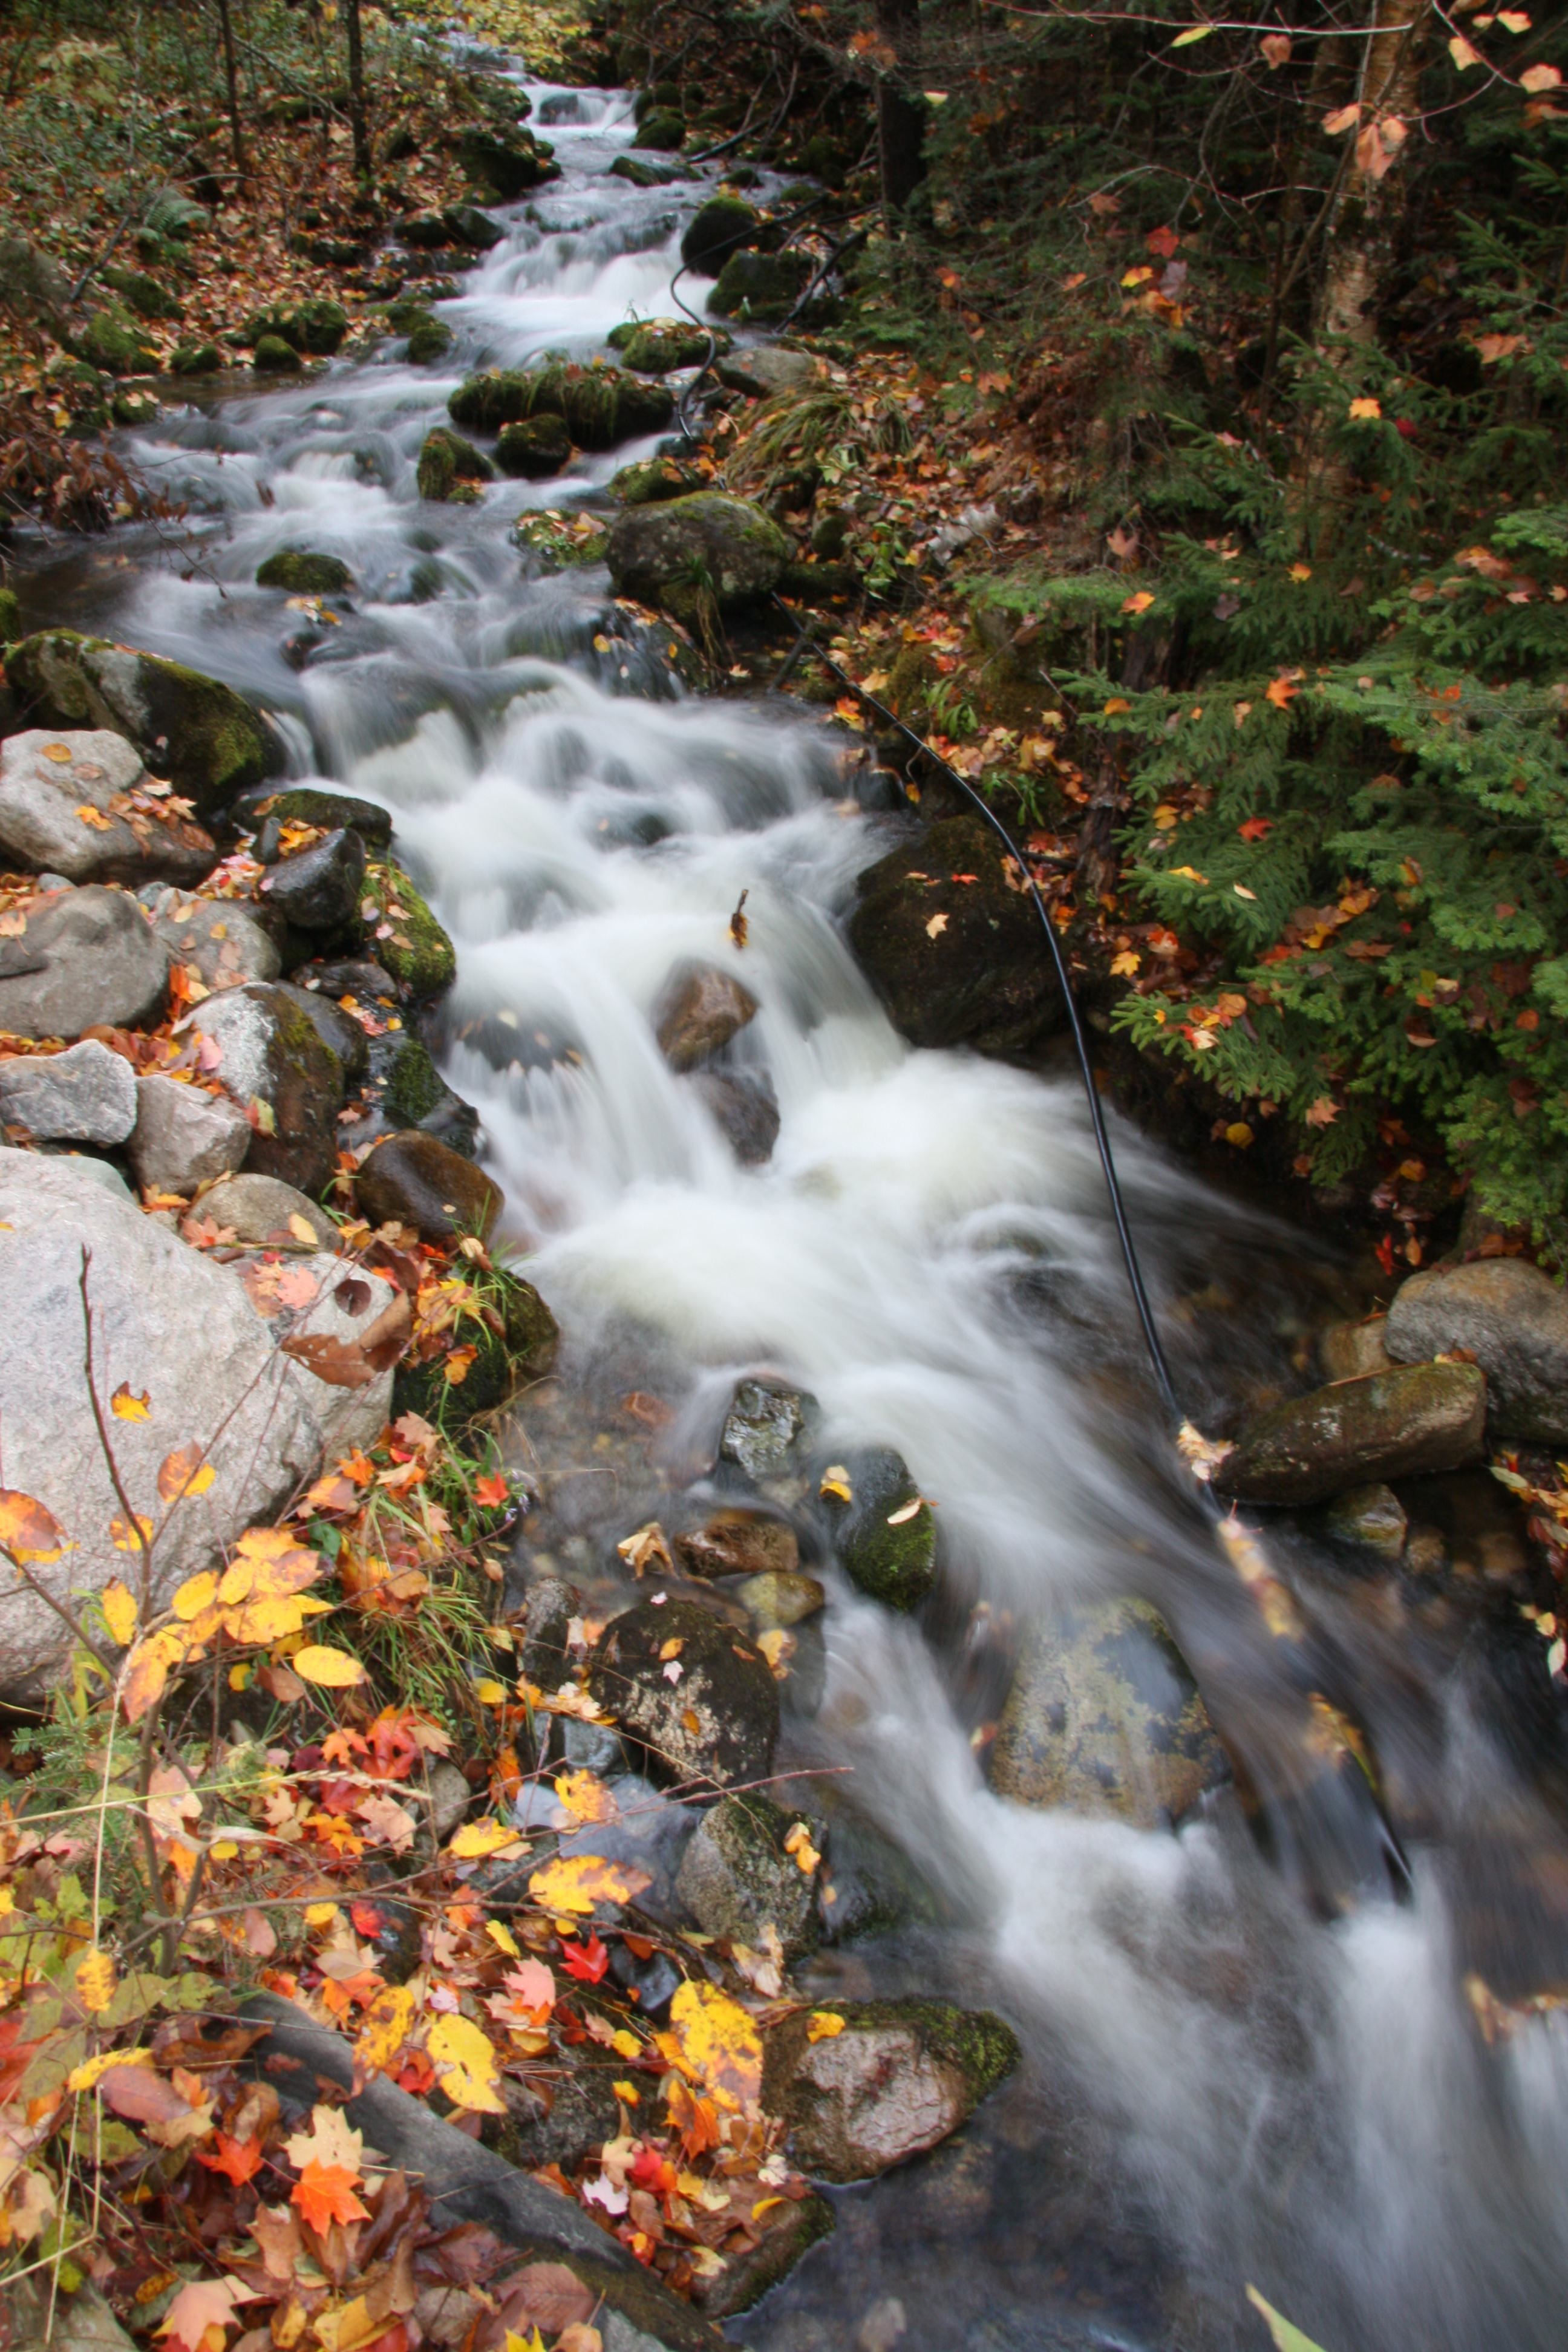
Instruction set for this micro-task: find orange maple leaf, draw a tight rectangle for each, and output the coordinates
[196,2132,266,2187]
[291,2159,370,2233]
[1265,675,1300,708]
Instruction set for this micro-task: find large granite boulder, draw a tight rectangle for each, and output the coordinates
[847,814,1067,1058]
[1385,1258,1568,1445]
[0,886,170,1040]
[186,983,346,1196]
[0,1151,319,1700]
[5,631,284,816]
[0,730,216,887]
[1217,1362,1488,1506]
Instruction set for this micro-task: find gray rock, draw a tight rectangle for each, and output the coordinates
[1317,1482,1408,1560]
[656,964,759,1071]
[196,1170,339,1250]
[676,1511,800,1579]
[606,493,791,624]
[588,1596,779,1791]
[0,235,73,328]
[675,1791,823,1957]
[989,1599,1229,1828]
[0,1149,319,1700]
[5,630,283,817]
[1385,1257,1568,1443]
[691,1068,779,1163]
[1217,1362,1488,1506]
[0,884,170,1039]
[0,729,216,887]
[257,826,367,932]
[186,982,345,1195]
[502,2065,622,2170]
[278,980,369,1086]
[425,1759,472,1843]
[242,1248,396,1454]
[520,1575,583,1690]
[154,894,281,991]
[1319,1315,1392,1382]
[762,1998,1019,2184]
[128,1073,251,1194]
[715,345,823,399]
[819,1446,936,1612]
[0,1040,136,1145]
[719,1378,818,1485]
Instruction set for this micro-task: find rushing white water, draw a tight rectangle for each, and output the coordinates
[28,59,1568,2352]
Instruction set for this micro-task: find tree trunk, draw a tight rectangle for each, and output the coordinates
[344,0,371,186]
[875,0,926,214]
[1316,0,1430,353]
[214,0,245,179]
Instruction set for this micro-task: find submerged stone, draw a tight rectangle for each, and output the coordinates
[1316,1481,1408,1559]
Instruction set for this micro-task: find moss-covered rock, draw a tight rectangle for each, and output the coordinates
[447,367,534,430]
[708,249,813,323]
[495,413,572,479]
[416,427,491,501]
[102,266,182,322]
[169,341,221,376]
[0,588,21,645]
[405,315,454,365]
[111,382,160,428]
[610,455,705,506]
[607,317,726,373]
[243,297,349,356]
[608,153,685,188]
[633,107,686,151]
[691,2193,835,2321]
[511,511,611,572]
[762,1998,1020,2183]
[186,982,344,1195]
[846,811,1067,1058]
[77,306,160,376]
[361,860,456,999]
[990,1599,1229,1829]
[5,628,283,816]
[442,201,502,249]
[457,124,560,197]
[605,491,791,624]
[253,334,302,376]
[675,1791,824,1957]
[1216,1362,1488,1506]
[392,1264,558,1429]
[255,549,353,595]
[680,197,762,275]
[818,1445,936,1611]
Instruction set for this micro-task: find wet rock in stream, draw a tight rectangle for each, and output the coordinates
[691,1067,780,1162]
[0,728,217,887]
[989,1598,1229,1828]
[1218,1361,1488,1506]
[655,962,759,1070]
[589,1596,780,1789]
[762,1998,1021,2183]
[606,493,791,622]
[1315,1481,1409,1560]
[1385,1256,1568,1445]
[676,1790,825,1956]
[356,1128,503,1244]
[819,1446,936,1612]
[719,1378,819,1489]
[676,1510,800,1579]
[257,825,367,932]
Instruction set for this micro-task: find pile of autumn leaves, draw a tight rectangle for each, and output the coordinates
[0,1465,833,2342]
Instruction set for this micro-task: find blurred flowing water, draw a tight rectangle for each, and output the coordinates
[18,57,1568,2352]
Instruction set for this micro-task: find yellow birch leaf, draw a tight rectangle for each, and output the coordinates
[111,1383,152,1422]
[449,1818,526,1860]
[111,1514,155,1554]
[74,1947,118,2013]
[158,1448,216,1506]
[174,1570,218,1619]
[354,1982,418,2076]
[102,1580,138,1646]
[292,1645,368,1687]
[486,1919,521,1958]
[428,2013,505,2114]
[0,1489,73,1564]
[68,2046,154,2093]
[668,1979,763,2112]
[526,1854,652,1914]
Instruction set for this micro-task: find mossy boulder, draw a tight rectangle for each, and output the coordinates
[675,1791,824,1958]
[243,297,349,356]
[609,154,685,188]
[447,368,535,429]
[846,811,1067,1058]
[417,427,491,501]
[762,1998,1020,2183]
[511,512,611,572]
[457,124,559,197]
[1215,1362,1488,1507]
[253,334,302,376]
[391,1267,557,1428]
[680,197,761,275]
[255,549,353,595]
[186,982,344,1195]
[990,1599,1229,1829]
[111,382,160,428]
[708,249,813,324]
[5,628,284,817]
[169,341,222,376]
[102,266,182,322]
[361,860,456,999]
[634,108,686,152]
[607,317,725,373]
[610,455,705,506]
[406,315,454,365]
[495,413,572,479]
[451,361,671,449]
[606,492,790,623]
[818,1445,936,1611]
[77,307,160,376]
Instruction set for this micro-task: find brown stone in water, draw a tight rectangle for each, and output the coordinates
[356,1129,503,1246]
[655,963,757,1072]
[675,1511,799,1579]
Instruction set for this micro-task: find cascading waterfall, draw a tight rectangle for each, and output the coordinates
[27,59,1568,2352]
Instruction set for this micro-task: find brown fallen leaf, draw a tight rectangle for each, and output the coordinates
[281,1290,411,1387]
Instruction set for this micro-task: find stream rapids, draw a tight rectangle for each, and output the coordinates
[16,59,1568,2352]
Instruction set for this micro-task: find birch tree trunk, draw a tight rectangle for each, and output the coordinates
[1317,0,1431,352]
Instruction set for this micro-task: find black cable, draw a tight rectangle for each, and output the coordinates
[770,593,1183,1425]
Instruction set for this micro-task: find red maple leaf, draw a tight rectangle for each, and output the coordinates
[559,1932,610,1984]
[197,2132,267,2187]
[631,2145,678,2195]
[350,1901,385,1938]
[474,1473,509,1508]
[292,2160,371,2233]
[1238,817,1273,841]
